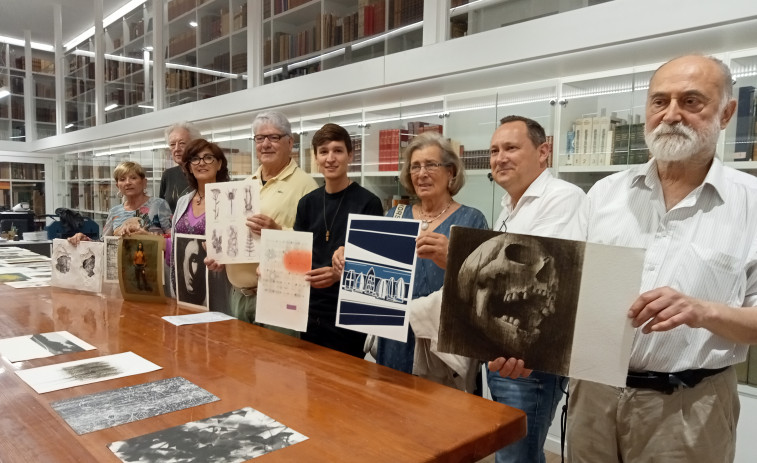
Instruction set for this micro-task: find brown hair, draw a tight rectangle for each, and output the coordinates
[311,123,353,153]
[181,139,230,191]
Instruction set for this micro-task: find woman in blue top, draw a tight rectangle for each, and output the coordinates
[332,132,489,374]
[68,161,171,244]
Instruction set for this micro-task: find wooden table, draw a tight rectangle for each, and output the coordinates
[0,285,525,462]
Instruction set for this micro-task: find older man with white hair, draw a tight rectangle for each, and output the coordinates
[567,55,757,462]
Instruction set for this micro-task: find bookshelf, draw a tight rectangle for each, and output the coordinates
[0,162,46,219]
[164,0,249,108]
[263,0,424,83]
[103,0,155,124]
[64,38,96,132]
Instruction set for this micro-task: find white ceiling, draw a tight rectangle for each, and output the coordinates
[0,0,130,47]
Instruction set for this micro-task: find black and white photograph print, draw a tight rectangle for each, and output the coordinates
[0,330,96,363]
[104,236,120,283]
[439,228,584,376]
[108,406,308,463]
[174,234,208,311]
[15,351,161,394]
[51,376,219,435]
[336,214,420,343]
[51,238,104,293]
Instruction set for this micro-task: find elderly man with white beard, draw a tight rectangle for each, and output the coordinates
[565,55,757,462]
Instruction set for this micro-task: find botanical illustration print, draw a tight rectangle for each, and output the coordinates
[205,180,261,264]
[51,377,219,435]
[108,407,307,463]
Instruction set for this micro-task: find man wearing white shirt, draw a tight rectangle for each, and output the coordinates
[486,115,587,463]
[567,55,757,462]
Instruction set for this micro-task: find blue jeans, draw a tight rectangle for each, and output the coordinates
[487,369,565,463]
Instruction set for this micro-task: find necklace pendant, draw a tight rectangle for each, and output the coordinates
[420,221,429,231]
[326,230,330,242]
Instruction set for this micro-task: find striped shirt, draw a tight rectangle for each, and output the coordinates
[587,158,757,372]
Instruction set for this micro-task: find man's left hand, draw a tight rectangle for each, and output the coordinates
[246,214,280,235]
[628,286,713,333]
[306,266,340,289]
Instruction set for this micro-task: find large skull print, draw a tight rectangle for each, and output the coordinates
[457,233,558,353]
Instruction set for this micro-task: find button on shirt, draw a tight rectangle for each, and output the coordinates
[494,169,588,242]
[587,158,757,372]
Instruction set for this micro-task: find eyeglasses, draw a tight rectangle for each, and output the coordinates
[189,155,217,165]
[253,133,288,144]
[409,162,448,175]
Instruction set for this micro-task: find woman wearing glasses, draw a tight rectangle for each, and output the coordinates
[376,131,488,387]
[170,139,230,294]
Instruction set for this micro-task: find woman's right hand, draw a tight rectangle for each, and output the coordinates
[204,257,225,272]
[488,357,533,379]
[332,246,345,274]
[67,232,91,246]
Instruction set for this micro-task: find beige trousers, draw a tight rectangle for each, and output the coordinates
[567,367,739,463]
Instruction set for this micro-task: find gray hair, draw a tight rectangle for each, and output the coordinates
[252,111,293,137]
[399,131,465,196]
[164,121,201,142]
[653,54,734,104]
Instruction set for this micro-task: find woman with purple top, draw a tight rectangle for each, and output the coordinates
[170,139,230,291]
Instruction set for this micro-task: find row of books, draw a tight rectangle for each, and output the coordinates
[168,30,197,58]
[68,58,96,78]
[105,56,144,81]
[35,81,55,99]
[458,135,554,170]
[390,0,424,29]
[358,0,388,37]
[273,0,312,16]
[14,57,55,74]
[166,69,196,91]
[168,0,199,21]
[565,114,649,166]
[65,78,95,99]
[734,85,757,161]
[270,25,322,65]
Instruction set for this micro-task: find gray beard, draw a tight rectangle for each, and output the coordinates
[645,120,720,162]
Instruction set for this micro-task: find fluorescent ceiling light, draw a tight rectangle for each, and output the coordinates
[65,0,147,50]
[189,21,198,27]
[104,102,119,111]
[0,35,53,52]
[138,104,154,109]
[0,87,10,99]
[65,123,74,129]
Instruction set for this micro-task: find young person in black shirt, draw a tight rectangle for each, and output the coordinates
[294,123,384,357]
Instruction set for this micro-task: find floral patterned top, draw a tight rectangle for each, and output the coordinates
[102,197,172,237]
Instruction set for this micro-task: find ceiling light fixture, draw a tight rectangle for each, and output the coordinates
[65,123,74,129]
[104,102,119,111]
[189,21,198,28]
[65,0,147,50]
[0,86,10,99]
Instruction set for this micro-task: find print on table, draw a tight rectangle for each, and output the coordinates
[205,180,261,264]
[15,351,161,394]
[0,330,95,363]
[51,239,103,293]
[336,214,420,342]
[108,406,308,463]
[51,376,219,435]
[174,234,208,311]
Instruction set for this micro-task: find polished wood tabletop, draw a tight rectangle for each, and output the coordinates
[0,284,525,462]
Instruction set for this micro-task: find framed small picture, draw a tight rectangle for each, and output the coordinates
[118,235,165,302]
[173,233,208,311]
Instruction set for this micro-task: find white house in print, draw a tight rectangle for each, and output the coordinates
[342,266,409,304]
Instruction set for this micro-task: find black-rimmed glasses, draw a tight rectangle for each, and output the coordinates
[253,133,288,144]
[189,155,217,165]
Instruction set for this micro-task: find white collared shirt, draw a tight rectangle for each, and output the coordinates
[587,158,757,371]
[494,169,588,241]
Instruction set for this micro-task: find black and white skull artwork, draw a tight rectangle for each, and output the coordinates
[458,233,558,353]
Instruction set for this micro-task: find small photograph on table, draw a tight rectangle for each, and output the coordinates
[108,406,307,463]
[0,330,95,362]
[118,235,165,302]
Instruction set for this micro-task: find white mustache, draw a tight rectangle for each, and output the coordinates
[650,123,695,140]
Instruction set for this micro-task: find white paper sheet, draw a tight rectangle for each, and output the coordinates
[162,311,236,326]
[15,351,161,394]
[51,239,104,293]
[255,229,313,332]
[336,214,421,342]
[0,331,96,362]
[568,242,644,386]
[205,180,261,264]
